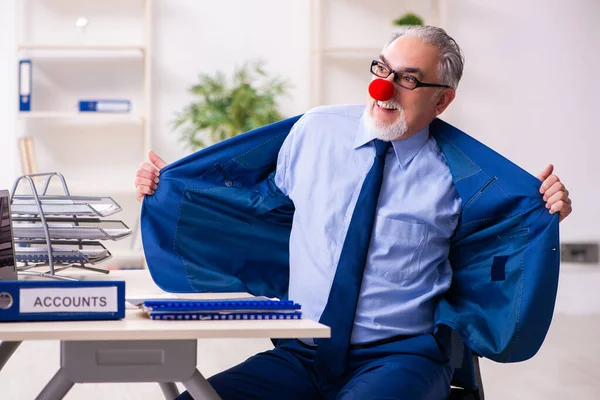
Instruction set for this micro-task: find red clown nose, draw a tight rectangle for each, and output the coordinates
[368,79,395,102]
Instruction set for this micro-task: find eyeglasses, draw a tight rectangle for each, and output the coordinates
[370,60,452,91]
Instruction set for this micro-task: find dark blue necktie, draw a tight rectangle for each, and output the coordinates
[315,139,391,383]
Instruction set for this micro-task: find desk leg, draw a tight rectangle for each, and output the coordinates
[182,369,221,400]
[159,382,180,399]
[0,341,21,372]
[36,368,74,400]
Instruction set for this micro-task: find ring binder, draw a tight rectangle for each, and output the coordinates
[0,280,125,321]
[79,100,131,113]
[18,60,32,112]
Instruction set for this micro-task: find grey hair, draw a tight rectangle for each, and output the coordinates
[386,26,465,89]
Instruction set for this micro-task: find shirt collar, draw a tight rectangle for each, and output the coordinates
[354,115,430,169]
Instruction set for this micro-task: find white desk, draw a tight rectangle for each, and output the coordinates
[0,270,330,400]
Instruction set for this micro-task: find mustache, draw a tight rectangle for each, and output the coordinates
[372,98,401,109]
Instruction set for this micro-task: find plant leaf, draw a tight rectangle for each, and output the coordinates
[174,59,292,152]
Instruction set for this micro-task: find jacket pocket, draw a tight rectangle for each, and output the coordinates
[371,216,429,281]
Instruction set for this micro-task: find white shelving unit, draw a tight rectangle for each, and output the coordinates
[13,0,151,268]
[17,44,146,52]
[18,112,144,124]
[308,0,443,107]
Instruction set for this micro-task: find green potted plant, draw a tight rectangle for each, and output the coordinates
[393,12,424,26]
[174,60,290,151]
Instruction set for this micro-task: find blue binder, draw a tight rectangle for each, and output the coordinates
[142,299,302,321]
[79,100,131,113]
[0,280,126,322]
[18,60,31,112]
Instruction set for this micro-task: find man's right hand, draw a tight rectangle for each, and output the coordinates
[136,151,168,202]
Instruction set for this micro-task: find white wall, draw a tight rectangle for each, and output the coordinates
[0,2,599,399]
[150,0,310,164]
[441,0,600,243]
[0,0,310,186]
[0,0,17,190]
[0,0,310,260]
[0,0,597,242]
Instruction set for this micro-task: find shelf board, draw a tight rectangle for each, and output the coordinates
[18,112,144,125]
[17,44,146,58]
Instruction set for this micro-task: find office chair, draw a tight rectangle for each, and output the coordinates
[448,329,484,400]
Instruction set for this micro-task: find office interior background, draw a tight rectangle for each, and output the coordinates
[0,0,598,398]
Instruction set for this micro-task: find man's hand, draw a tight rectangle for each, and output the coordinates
[135,151,167,202]
[537,164,572,222]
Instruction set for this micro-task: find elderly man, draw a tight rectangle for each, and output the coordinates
[136,26,571,400]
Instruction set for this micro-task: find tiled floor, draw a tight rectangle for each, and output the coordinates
[478,263,600,400]
[1,264,599,399]
[480,313,600,400]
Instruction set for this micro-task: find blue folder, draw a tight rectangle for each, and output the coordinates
[79,100,131,113]
[0,280,125,322]
[142,299,302,321]
[18,60,31,112]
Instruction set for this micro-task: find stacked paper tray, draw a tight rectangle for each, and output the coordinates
[12,220,132,241]
[11,196,121,217]
[8,173,133,278]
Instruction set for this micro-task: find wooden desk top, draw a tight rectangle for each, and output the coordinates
[0,269,330,341]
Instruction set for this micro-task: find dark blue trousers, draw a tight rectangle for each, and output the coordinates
[177,333,453,400]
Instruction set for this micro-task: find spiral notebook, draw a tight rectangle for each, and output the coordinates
[141,299,302,321]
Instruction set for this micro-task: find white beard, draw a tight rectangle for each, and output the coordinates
[364,101,409,141]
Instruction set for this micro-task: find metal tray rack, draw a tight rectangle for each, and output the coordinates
[9,172,132,280]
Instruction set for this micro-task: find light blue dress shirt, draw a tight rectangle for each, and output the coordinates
[275,105,462,344]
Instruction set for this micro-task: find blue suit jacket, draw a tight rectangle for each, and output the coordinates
[141,116,559,370]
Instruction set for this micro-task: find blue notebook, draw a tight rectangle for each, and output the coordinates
[148,312,302,321]
[142,299,302,321]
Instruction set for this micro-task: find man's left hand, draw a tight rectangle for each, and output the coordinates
[537,164,572,222]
